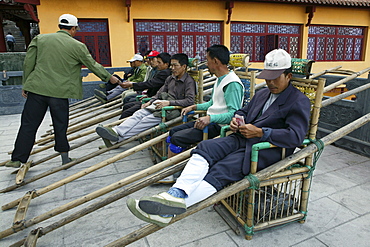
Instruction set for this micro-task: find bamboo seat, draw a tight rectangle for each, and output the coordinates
[150,55,255,162]
[214,76,326,240]
[291,58,315,79]
[146,65,208,163]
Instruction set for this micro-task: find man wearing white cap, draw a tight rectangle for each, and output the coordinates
[5,14,120,168]
[94,53,147,103]
[126,49,312,227]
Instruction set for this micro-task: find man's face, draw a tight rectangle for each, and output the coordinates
[156,58,168,71]
[206,52,217,74]
[129,62,135,68]
[133,60,142,68]
[170,59,186,78]
[265,72,292,94]
[149,57,158,68]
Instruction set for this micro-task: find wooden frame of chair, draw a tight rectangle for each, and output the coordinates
[148,67,208,163]
[214,76,325,240]
[4,76,370,246]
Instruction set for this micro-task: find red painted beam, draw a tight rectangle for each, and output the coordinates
[15,0,40,5]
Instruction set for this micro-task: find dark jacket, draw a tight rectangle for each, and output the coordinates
[149,72,196,107]
[234,83,311,174]
[132,68,171,97]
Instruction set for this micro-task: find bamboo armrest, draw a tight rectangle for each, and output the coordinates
[250,139,311,173]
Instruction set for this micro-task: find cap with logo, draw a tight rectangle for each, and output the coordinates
[59,14,80,30]
[127,54,144,62]
[257,49,291,80]
[147,50,160,58]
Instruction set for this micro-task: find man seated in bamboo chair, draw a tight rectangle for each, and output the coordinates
[95,53,196,143]
[126,48,312,227]
[159,44,245,183]
[94,54,147,104]
[117,52,172,120]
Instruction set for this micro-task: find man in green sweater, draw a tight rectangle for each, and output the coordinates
[5,14,120,168]
[160,45,244,183]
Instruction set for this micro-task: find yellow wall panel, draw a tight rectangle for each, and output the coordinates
[37,0,370,79]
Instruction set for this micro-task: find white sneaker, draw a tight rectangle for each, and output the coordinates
[127,198,172,227]
[139,192,186,215]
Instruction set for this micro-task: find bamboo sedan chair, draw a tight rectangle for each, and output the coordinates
[145,58,209,163]
[214,65,325,240]
[150,54,255,162]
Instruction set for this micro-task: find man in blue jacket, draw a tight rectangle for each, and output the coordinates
[126,49,311,227]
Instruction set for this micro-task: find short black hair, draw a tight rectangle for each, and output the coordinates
[157,52,171,65]
[283,67,292,75]
[206,44,230,65]
[58,24,73,30]
[8,32,12,35]
[171,53,189,66]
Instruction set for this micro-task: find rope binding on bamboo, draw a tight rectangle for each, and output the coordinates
[245,173,260,190]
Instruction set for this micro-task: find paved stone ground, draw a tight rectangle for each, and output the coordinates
[0,106,369,247]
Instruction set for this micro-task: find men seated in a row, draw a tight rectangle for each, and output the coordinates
[143,50,160,82]
[126,49,312,227]
[118,52,172,120]
[95,53,197,142]
[160,44,244,183]
[119,50,161,105]
[94,54,147,104]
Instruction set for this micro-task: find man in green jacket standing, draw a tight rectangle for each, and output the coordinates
[5,14,120,168]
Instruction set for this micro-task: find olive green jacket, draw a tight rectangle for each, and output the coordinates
[22,30,112,99]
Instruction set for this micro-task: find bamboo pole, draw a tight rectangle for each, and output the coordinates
[35,109,122,145]
[9,135,101,175]
[69,98,122,121]
[7,160,189,246]
[309,66,342,79]
[104,113,370,246]
[68,102,123,128]
[69,96,95,108]
[322,82,370,107]
[202,80,217,88]
[203,76,217,83]
[69,101,101,116]
[0,118,126,167]
[255,82,266,90]
[1,116,182,210]
[1,133,167,211]
[69,97,97,112]
[323,67,370,93]
[5,113,370,244]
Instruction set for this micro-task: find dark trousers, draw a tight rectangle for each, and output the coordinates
[169,121,222,148]
[192,134,247,191]
[119,101,141,119]
[7,41,14,52]
[12,92,70,163]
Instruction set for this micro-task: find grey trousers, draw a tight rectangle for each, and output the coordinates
[113,108,161,141]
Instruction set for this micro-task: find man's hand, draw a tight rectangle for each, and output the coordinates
[120,81,133,88]
[141,101,151,109]
[230,117,239,133]
[239,124,263,139]
[109,75,120,84]
[194,115,211,130]
[181,105,196,116]
[139,95,148,101]
[22,90,28,98]
[154,100,170,109]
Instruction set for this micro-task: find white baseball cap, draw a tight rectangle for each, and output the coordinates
[257,49,291,80]
[59,14,80,30]
[127,54,144,62]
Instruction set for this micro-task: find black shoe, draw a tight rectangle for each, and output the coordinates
[94,89,107,104]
